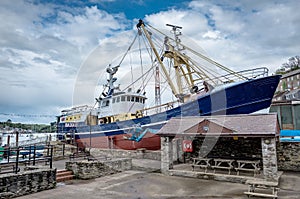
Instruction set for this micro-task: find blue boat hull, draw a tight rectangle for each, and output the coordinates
[57,75,281,147]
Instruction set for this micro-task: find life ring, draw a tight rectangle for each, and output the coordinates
[190,85,199,93]
[135,110,143,118]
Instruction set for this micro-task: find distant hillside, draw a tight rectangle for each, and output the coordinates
[0,120,56,133]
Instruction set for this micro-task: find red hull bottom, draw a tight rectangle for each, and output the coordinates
[76,132,161,150]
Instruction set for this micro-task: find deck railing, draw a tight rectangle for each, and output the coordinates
[212,67,269,85]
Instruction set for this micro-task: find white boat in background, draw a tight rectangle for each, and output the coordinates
[1,132,57,147]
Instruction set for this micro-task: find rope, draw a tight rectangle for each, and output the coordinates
[121,63,156,92]
[117,32,139,66]
[139,34,145,91]
[127,65,155,112]
[147,24,247,80]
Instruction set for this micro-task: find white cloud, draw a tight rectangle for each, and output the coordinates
[184,0,300,71]
[145,9,208,36]
[0,1,129,123]
[202,30,222,40]
[0,0,299,123]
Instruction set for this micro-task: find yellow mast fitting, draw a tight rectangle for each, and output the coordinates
[137,20,180,97]
[148,23,247,81]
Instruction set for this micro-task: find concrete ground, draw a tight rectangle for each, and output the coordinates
[17,159,300,199]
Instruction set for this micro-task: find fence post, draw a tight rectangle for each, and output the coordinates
[28,146,32,165]
[15,147,19,174]
[47,143,50,156]
[76,142,79,154]
[50,145,53,169]
[33,145,36,166]
[7,147,10,163]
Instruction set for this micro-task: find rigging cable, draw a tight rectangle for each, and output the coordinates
[151,26,225,84]
[121,62,156,93]
[117,32,139,66]
[147,24,247,80]
[129,48,134,90]
[138,32,145,90]
[127,65,155,113]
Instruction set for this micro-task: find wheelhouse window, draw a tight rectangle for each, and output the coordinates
[116,97,120,103]
[121,96,126,101]
[101,100,110,107]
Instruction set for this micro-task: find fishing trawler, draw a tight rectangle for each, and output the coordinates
[57,19,281,150]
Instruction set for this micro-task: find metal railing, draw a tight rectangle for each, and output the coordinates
[0,145,54,174]
[211,67,269,85]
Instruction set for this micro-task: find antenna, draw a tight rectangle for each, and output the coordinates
[166,23,183,50]
[166,24,182,30]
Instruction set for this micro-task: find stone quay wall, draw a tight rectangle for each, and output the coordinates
[88,141,300,172]
[90,148,161,160]
[66,158,132,180]
[0,168,56,199]
[277,142,300,171]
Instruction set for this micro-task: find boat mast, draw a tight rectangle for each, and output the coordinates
[155,65,161,113]
[166,24,184,95]
[136,20,180,99]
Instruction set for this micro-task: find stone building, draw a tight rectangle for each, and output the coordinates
[157,113,280,181]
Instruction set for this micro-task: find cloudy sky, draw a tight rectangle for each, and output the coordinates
[0,0,299,124]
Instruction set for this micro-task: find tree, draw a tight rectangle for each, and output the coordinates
[277,55,300,74]
[282,81,287,91]
[288,56,300,69]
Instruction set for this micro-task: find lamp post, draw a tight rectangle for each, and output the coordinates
[89,112,92,148]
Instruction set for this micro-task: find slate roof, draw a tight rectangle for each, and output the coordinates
[157,113,280,137]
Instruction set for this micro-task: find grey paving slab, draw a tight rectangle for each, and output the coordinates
[16,169,300,199]
[13,157,300,199]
